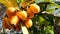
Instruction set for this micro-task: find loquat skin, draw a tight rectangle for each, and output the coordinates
[29,4,40,13]
[8,16,19,26]
[2,17,10,29]
[6,7,16,17]
[24,19,33,28]
[16,11,27,20]
[27,8,34,18]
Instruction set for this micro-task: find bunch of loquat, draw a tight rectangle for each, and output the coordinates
[2,2,40,31]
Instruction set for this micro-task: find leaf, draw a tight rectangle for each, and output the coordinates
[0,0,13,7]
[31,26,38,34]
[16,0,20,4]
[8,0,18,8]
[46,9,55,14]
[38,16,51,26]
[0,0,6,3]
[53,8,60,17]
[35,0,60,3]
[46,2,60,13]
[0,0,18,8]
[45,0,52,2]
[44,26,54,34]
[21,26,29,34]
[35,0,44,3]
[43,14,54,26]
[35,0,52,3]
[52,0,60,2]
[46,2,60,10]
[38,16,45,25]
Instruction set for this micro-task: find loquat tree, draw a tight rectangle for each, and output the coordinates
[0,0,60,34]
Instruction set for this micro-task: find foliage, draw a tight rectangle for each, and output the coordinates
[0,0,60,34]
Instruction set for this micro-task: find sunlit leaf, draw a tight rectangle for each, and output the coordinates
[16,0,20,4]
[45,0,52,2]
[46,2,60,10]
[38,16,51,26]
[35,0,44,3]
[53,8,60,17]
[0,0,13,7]
[21,26,29,34]
[46,2,60,14]
[0,0,18,8]
[44,26,54,34]
[38,16,45,25]
[8,0,18,8]
[35,0,53,3]
[46,9,55,14]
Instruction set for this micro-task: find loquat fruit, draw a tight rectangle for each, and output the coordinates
[30,4,40,13]
[8,16,19,26]
[27,8,34,18]
[2,17,10,29]
[6,7,16,17]
[24,19,33,28]
[16,11,27,20]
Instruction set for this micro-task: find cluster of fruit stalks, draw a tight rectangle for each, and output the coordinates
[2,2,40,31]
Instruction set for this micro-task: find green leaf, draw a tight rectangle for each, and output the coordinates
[38,16,50,26]
[31,26,38,34]
[46,9,55,13]
[44,26,54,34]
[16,0,20,4]
[43,14,54,26]
[35,0,44,3]
[46,2,60,13]
[35,0,52,3]
[45,0,52,2]
[38,16,45,25]
[52,0,60,2]
[46,2,60,10]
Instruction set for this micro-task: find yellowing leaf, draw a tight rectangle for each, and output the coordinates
[8,0,18,8]
[0,0,13,7]
[0,0,18,8]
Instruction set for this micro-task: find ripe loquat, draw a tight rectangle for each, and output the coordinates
[30,4,40,13]
[27,8,34,18]
[16,11,27,20]
[6,7,16,17]
[8,16,19,26]
[24,19,33,28]
[2,17,10,29]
